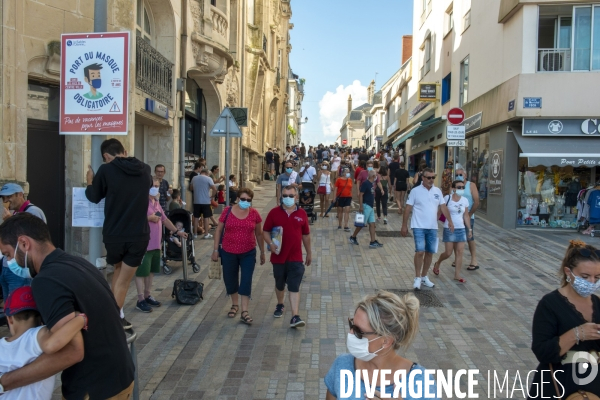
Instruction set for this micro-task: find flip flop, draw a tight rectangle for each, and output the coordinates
[454,278,466,283]
[467,265,480,271]
[433,261,440,276]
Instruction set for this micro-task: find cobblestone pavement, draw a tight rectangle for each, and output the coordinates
[6,181,593,399]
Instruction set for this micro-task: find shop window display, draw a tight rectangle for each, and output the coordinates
[516,160,597,229]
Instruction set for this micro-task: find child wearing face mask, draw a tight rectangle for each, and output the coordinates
[529,240,600,398]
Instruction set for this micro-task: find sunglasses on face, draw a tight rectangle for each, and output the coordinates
[239,198,252,202]
[348,318,377,340]
[281,194,295,198]
[424,176,436,180]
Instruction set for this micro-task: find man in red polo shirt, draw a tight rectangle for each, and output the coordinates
[263,186,312,328]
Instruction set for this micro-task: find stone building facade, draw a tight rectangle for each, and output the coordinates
[0,0,294,258]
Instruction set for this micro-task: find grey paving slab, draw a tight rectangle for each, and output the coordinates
[3,181,594,399]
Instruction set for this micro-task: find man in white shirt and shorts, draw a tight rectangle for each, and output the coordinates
[401,168,453,290]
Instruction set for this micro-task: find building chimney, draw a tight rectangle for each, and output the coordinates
[401,35,413,65]
[348,95,352,115]
[367,80,375,104]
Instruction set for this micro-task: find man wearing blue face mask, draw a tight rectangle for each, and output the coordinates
[0,183,47,300]
[275,161,301,206]
[82,63,104,100]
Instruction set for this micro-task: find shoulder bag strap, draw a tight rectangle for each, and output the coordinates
[549,364,563,400]
[219,207,233,250]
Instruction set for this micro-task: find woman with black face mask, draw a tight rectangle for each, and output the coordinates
[528,240,600,399]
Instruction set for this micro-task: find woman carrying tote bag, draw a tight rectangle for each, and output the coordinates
[211,188,265,325]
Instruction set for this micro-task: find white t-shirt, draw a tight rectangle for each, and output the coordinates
[0,326,55,399]
[443,195,470,229]
[300,166,316,182]
[331,157,342,171]
[406,185,444,229]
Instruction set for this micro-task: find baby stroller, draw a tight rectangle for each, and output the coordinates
[299,182,317,224]
[161,208,200,275]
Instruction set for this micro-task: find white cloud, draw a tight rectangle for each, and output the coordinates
[318,80,368,140]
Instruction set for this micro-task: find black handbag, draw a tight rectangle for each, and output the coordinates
[172,279,204,305]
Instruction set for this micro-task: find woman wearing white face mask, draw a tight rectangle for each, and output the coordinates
[325,291,438,399]
[332,167,353,232]
[317,161,332,217]
[431,180,472,283]
[528,240,600,399]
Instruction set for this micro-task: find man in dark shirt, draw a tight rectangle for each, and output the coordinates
[154,164,172,210]
[349,170,383,248]
[0,214,134,398]
[273,150,281,178]
[388,154,400,201]
[265,148,275,179]
[85,138,152,329]
[358,149,370,164]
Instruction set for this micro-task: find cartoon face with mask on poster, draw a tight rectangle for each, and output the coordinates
[83,63,103,100]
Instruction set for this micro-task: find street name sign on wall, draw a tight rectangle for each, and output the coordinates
[447,140,466,147]
[446,125,466,140]
[524,98,542,108]
[418,83,438,102]
[60,32,130,135]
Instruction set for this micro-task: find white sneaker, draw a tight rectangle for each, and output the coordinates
[421,275,435,288]
[413,277,422,291]
[204,233,213,239]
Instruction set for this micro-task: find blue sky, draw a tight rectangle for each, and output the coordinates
[289,0,414,147]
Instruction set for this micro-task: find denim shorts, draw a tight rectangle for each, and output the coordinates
[363,204,376,224]
[443,228,467,243]
[412,228,439,253]
[468,217,475,242]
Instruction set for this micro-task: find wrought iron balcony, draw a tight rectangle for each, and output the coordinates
[136,38,173,106]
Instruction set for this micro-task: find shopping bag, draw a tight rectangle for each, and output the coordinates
[354,213,365,227]
[208,259,222,280]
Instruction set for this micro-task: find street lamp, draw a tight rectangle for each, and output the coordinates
[298,117,308,125]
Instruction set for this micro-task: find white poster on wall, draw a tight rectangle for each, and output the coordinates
[72,188,105,227]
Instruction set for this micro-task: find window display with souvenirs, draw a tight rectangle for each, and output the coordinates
[517,159,599,230]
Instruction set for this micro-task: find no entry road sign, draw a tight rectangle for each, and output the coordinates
[447,108,465,125]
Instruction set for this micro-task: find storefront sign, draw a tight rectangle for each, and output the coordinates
[524,98,542,108]
[418,83,438,102]
[145,98,168,119]
[460,112,482,134]
[446,126,466,140]
[409,102,431,120]
[489,149,503,196]
[523,118,600,136]
[60,32,130,135]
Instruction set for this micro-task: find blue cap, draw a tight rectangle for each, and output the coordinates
[0,183,24,196]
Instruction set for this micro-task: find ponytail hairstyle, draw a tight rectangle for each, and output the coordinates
[560,240,600,286]
[355,290,420,350]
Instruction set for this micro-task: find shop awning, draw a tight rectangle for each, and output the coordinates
[414,117,444,134]
[513,133,600,167]
[393,124,421,148]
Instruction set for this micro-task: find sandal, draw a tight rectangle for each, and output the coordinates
[240,311,253,325]
[451,262,456,268]
[454,278,466,283]
[467,265,480,271]
[228,305,239,318]
[433,261,440,276]
[344,227,350,232]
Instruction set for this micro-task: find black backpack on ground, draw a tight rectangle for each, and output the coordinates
[172,279,203,305]
[171,240,203,305]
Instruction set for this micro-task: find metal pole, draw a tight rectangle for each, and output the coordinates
[225,113,230,207]
[179,0,188,202]
[89,0,107,265]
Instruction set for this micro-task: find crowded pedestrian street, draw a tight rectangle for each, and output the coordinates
[0,180,582,400]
